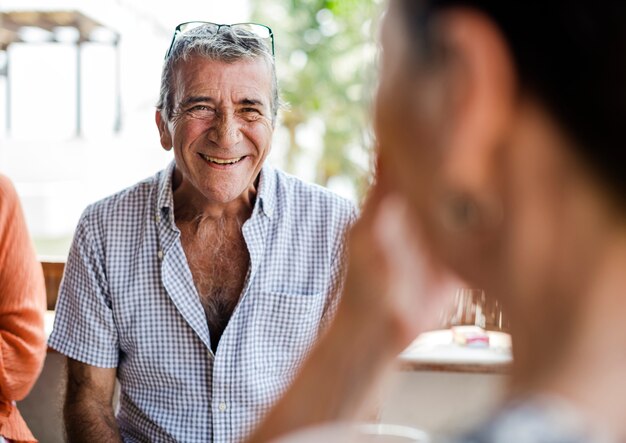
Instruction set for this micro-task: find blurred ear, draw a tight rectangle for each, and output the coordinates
[436,8,516,199]
[155,110,173,151]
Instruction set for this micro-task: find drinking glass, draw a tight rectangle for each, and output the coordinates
[444,288,508,331]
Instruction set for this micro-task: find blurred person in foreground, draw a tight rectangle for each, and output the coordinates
[248,0,626,442]
[0,175,46,443]
[49,22,355,443]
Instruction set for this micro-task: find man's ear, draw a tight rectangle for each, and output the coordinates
[155,110,173,151]
[436,8,516,198]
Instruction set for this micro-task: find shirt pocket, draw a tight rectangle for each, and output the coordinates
[251,291,326,376]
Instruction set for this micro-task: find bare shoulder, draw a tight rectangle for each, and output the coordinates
[0,175,25,233]
[0,174,18,205]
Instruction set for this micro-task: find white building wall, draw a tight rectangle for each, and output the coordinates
[0,0,251,255]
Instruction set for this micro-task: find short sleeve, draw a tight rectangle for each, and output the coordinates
[48,209,119,367]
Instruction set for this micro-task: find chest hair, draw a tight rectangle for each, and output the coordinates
[178,217,250,352]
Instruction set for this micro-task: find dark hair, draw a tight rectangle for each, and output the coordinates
[400,0,626,206]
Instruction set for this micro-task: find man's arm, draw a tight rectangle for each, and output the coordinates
[64,358,122,443]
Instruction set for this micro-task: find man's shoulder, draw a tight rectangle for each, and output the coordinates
[272,168,357,215]
[79,170,163,229]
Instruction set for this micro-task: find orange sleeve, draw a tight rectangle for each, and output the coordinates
[0,175,46,402]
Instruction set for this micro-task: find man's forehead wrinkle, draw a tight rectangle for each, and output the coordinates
[170,56,273,113]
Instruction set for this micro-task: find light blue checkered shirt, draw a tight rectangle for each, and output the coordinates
[49,161,356,443]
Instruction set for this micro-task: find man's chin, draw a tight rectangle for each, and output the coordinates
[198,183,255,207]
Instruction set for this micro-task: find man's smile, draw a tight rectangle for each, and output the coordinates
[198,153,247,167]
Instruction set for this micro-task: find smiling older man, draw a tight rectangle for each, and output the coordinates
[49,23,355,443]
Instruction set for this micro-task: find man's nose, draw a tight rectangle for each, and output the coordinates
[209,113,242,149]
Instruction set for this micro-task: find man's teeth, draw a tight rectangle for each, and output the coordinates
[200,154,243,165]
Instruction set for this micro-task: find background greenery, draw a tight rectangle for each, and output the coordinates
[251,0,382,201]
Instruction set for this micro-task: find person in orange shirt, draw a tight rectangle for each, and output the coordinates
[0,175,46,443]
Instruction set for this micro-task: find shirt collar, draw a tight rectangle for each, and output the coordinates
[256,163,276,218]
[156,160,276,218]
[156,160,176,214]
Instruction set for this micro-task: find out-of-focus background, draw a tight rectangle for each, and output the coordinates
[0,0,381,259]
[2,3,512,443]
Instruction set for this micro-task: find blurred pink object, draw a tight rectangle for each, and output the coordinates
[452,326,490,348]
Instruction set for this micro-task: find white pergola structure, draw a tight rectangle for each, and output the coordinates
[0,10,121,136]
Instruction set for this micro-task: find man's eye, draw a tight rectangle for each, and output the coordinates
[188,105,214,114]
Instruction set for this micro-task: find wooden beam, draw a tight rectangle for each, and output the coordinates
[41,261,64,310]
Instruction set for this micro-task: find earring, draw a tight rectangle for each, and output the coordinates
[439,190,503,233]
[440,192,482,232]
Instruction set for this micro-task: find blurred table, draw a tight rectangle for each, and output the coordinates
[380,330,510,434]
[398,329,512,374]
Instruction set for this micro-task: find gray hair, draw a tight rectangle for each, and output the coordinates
[156,25,278,123]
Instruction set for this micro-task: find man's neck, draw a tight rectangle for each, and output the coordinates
[172,171,257,223]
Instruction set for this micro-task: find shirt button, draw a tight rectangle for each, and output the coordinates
[157,250,164,260]
[218,402,227,412]
[155,214,161,223]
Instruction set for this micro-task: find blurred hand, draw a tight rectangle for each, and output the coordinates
[244,181,462,442]
[341,184,459,352]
